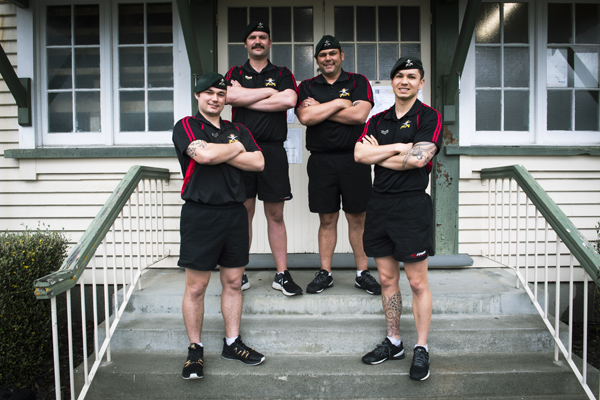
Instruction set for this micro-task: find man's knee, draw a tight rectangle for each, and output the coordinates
[185,282,208,299]
[319,212,339,228]
[264,202,284,224]
[407,273,429,296]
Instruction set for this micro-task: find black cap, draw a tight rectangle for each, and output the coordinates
[194,72,230,93]
[314,35,341,57]
[390,57,425,79]
[243,21,270,41]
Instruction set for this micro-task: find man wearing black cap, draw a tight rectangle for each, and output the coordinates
[355,57,443,381]
[225,21,302,297]
[173,72,266,380]
[296,35,381,296]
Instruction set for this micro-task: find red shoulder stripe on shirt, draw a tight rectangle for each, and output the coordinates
[423,104,443,144]
[182,116,196,141]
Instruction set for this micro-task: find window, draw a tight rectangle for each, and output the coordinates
[460,0,600,146]
[38,1,189,147]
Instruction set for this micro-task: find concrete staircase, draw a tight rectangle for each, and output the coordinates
[80,267,598,399]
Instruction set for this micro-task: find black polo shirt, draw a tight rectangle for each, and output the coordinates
[173,112,261,205]
[225,60,296,144]
[297,70,374,153]
[358,100,443,194]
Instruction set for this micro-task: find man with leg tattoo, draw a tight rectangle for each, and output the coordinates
[354,57,443,381]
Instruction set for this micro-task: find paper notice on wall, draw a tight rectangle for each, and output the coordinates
[287,108,295,124]
[284,128,303,164]
[368,84,423,120]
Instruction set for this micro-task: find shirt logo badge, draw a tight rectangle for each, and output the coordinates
[245,75,253,80]
[228,134,239,143]
[212,132,219,137]
[381,129,389,135]
[265,78,276,87]
[400,120,411,129]
[339,88,350,97]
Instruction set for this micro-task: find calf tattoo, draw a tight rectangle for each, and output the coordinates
[185,140,207,158]
[383,291,402,337]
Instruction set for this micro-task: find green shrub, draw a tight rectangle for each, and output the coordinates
[0,227,68,388]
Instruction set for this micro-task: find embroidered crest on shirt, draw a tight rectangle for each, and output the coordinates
[212,132,219,137]
[380,129,389,135]
[400,120,411,129]
[228,134,239,143]
[245,75,253,80]
[265,78,276,87]
[339,88,350,97]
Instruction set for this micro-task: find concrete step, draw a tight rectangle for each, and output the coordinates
[127,268,538,316]
[78,352,597,400]
[104,313,562,355]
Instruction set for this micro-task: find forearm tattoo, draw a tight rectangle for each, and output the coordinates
[383,291,402,337]
[185,140,207,158]
[402,142,436,168]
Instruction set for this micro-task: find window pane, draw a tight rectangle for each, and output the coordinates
[75,48,100,89]
[294,7,313,42]
[575,90,599,131]
[147,3,172,44]
[548,4,572,44]
[272,7,291,42]
[148,47,173,88]
[576,4,599,44]
[547,90,572,130]
[379,6,399,42]
[357,7,376,42]
[74,5,99,45]
[401,44,420,59]
[334,7,354,41]
[47,6,71,46]
[294,45,314,81]
[249,7,269,24]
[119,47,144,88]
[229,7,247,42]
[119,4,144,45]
[504,90,529,130]
[75,91,101,132]
[341,43,355,73]
[547,48,570,87]
[574,49,599,88]
[476,47,501,87]
[357,44,376,80]
[476,90,501,130]
[379,44,398,80]
[504,3,528,44]
[400,6,419,42]
[120,91,145,131]
[476,3,500,44]
[47,48,72,90]
[148,91,174,131]
[272,44,292,70]
[228,45,247,69]
[48,92,73,133]
[504,47,529,87]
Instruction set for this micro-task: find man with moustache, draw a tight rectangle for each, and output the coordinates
[296,35,381,296]
[225,21,302,296]
[355,57,443,381]
[173,72,265,380]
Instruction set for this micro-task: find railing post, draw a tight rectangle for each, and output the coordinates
[554,238,561,362]
[50,297,61,400]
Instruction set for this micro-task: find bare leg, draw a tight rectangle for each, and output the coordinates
[345,211,368,271]
[375,256,402,339]
[220,266,245,338]
[182,269,211,344]
[404,258,432,346]
[318,212,339,273]
[243,197,257,249]
[264,201,287,273]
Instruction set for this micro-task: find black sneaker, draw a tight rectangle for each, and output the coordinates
[355,270,382,295]
[272,270,303,296]
[182,343,203,379]
[241,273,250,291]
[362,338,405,365]
[221,336,265,365]
[409,346,430,381]
[306,269,333,293]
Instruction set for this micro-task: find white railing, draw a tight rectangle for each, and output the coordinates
[481,165,600,400]
[34,166,171,400]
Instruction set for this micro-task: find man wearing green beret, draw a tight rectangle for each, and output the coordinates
[173,72,266,380]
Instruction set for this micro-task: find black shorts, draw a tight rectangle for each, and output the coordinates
[244,144,292,202]
[307,152,372,214]
[178,201,249,270]
[363,191,434,263]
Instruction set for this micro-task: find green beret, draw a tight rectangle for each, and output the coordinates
[314,35,341,57]
[390,57,425,79]
[194,72,230,93]
[243,21,270,41]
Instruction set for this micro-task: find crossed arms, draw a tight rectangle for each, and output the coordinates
[185,140,264,172]
[296,98,372,126]
[226,81,297,112]
[354,135,437,171]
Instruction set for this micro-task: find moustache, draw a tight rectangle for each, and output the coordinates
[252,45,265,49]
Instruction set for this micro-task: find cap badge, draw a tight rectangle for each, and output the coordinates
[324,40,331,47]
[219,79,225,86]
[405,59,413,67]
[257,22,264,29]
